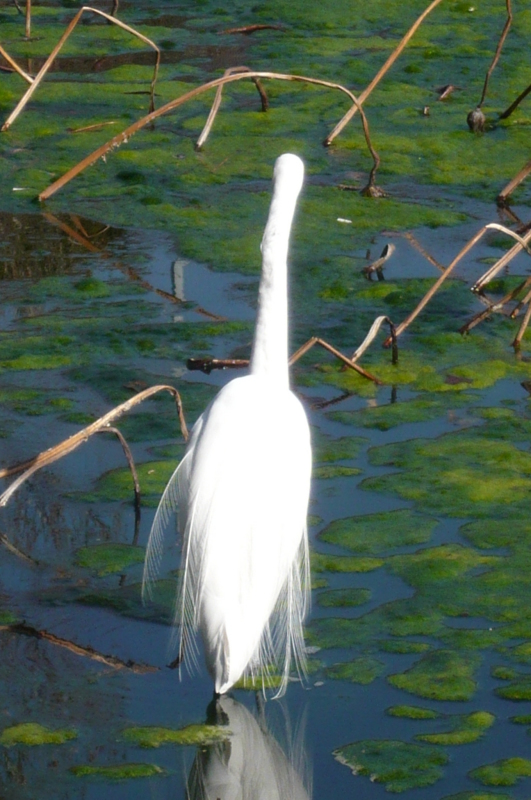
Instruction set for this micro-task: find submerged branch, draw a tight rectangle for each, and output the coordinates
[0,622,157,673]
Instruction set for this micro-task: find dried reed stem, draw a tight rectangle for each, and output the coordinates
[472,226,531,290]
[25,0,31,38]
[38,71,371,201]
[498,158,531,204]
[289,337,382,384]
[499,81,531,120]
[324,0,445,146]
[196,66,269,150]
[512,300,531,348]
[0,385,188,507]
[1,6,160,132]
[383,226,489,345]
[0,43,33,83]
[478,0,512,108]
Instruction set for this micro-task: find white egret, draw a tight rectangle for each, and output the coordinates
[143,153,311,697]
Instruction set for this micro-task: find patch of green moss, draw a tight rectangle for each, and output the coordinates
[71,763,163,780]
[121,724,227,748]
[329,394,471,431]
[334,739,448,792]
[311,552,383,573]
[74,460,176,506]
[387,705,439,720]
[416,711,494,745]
[470,758,531,786]
[491,666,517,681]
[379,640,431,654]
[313,465,362,479]
[326,656,384,684]
[77,579,176,625]
[1,723,77,747]
[317,588,371,608]
[319,509,437,555]
[495,677,531,701]
[442,794,512,800]
[388,650,479,701]
[75,544,145,576]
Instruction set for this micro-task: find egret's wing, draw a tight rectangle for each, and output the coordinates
[142,415,203,603]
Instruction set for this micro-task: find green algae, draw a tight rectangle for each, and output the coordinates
[387,705,439,720]
[311,552,383,573]
[326,656,384,684]
[366,429,531,519]
[388,650,480,701]
[329,394,472,430]
[317,588,371,608]
[313,465,361,479]
[121,724,227,748]
[75,460,177,506]
[416,711,494,745]
[442,794,512,800]
[0,723,77,747]
[77,579,176,625]
[75,544,145,576]
[470,758,531,787]
[379,640,431,654]
[71,763,163,780]
[318,509,437,555]
[313,432,367,462]
[334,739,448,792]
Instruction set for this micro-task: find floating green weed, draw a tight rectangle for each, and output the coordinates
[1,723,77,747]
[319,509,437,554]
[388,650,480,701]
[470,758,531,787]
[317,588,371,608]
[334,739,448,792]
[326,656,384,684]
[387,705,439,720]
[416,711,494,745]
[311,552,383,573]
[121,724,227,748]
[71,763,163,780]
[75,544,145,576]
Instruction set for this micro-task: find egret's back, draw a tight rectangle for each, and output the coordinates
[181,375,311,694]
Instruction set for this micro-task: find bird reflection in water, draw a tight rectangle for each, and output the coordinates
[186,696,311,800]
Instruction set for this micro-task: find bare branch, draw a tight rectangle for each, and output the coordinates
[1,6,160,132]
[324,0,445,146]
[478,0,512,108]
[0,43,33,84]
[0,385,188,507]
[289,337,383,384]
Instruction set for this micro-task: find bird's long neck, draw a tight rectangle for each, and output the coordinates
[250,159,302,388]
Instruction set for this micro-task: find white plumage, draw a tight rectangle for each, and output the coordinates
[143,154,311,696]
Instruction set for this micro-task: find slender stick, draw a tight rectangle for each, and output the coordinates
[196,66,269,150]
[0,622,157,673]
[0,532,37,565]
[512,300,531,349]
[478,0,512,108]
[38,71,370,201]
[99,426,141,512]
[510,285,531,319]
[460,276,531,334]
[0,385,188,507]
[289,337,382,384]
[383,226,489,345]
[472,227,531,290]
[324,0,445,146]
[499,81,531,120]
[0,43,33,83]
[497,158,531,204]
[25,0,31,38]
[1,6,160,132]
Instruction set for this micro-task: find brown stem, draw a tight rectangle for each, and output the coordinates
[478,0,512,108]
[383,226,489,345]
[512,300,531,349]
[0,622,157,673]
[0,385,188,507]
[0,43,33,84]
[99,427,141,514]
[218,24,285,35]
[1,6,160,132]
[289,337,382,384]
[196,66,269,150]
[460,277,531,334]
[38,71,369,201]
[324,0,445,146]
[0,533,37,565]
[497,159,531,204]
[499,81,531,120]
[25,0,31,38]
